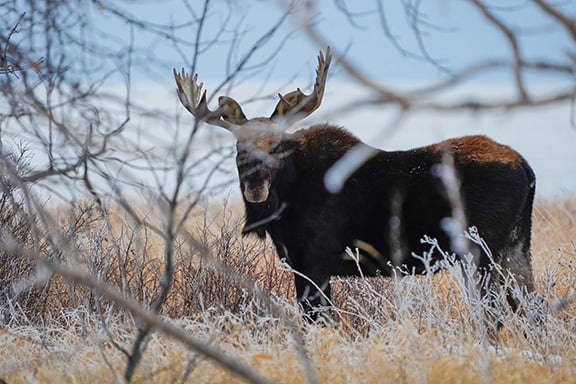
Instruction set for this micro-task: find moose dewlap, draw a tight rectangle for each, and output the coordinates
[174,47,540,331]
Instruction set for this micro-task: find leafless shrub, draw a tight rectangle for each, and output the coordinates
[167,205,294,318]
[0,146,53,324]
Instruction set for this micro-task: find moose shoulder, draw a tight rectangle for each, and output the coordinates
[174,47,539,330]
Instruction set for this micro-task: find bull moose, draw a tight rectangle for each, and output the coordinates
[174,48,540,330]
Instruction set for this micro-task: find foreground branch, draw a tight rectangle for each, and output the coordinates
[292,1,575,113]
[30,257,274,384]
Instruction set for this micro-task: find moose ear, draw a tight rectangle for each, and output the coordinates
[271,89,307,119]
[218,96,247,125]
[270,47,331,121]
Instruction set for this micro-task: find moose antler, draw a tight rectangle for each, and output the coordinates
[270,47,332,121]
[173,68,243,131]
[174,47,332,132]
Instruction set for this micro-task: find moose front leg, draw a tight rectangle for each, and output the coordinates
[293,268,332,322]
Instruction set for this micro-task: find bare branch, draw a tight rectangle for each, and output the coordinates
[532,0,576,41]
[418,86,576,111]
[292,1,574,113]
[296,15,410,108]
[0,13,43,77]
[470,0,529,101]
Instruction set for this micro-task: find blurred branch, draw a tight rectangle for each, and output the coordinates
[0,13,43,77]
[532,0,576,41]
[294,0,575,113]
[470,0,529,101]
[417,86,576,111]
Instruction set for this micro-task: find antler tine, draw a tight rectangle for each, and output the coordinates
[314,46,332,106]
[173,68,235,131]
[270,46,332,121]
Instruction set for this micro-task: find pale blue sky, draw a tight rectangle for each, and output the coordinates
[90,0,574,85]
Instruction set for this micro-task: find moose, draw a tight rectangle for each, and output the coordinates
[174,48,540,331]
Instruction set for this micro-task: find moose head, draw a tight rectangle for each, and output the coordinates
[173,48,332,204]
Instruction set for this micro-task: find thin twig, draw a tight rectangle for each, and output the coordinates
[532,0,576,41]
[470,0,529,101]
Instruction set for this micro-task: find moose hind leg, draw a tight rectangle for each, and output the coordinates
[500,235,543,324]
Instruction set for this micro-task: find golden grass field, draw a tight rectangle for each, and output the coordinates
[0,197,575,383]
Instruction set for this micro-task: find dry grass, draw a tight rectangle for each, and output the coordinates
[0,196,575,383]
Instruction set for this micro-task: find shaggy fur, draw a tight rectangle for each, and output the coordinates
[238,124,538,325]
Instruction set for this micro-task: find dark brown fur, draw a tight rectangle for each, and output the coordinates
[237,124,539,328]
